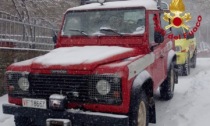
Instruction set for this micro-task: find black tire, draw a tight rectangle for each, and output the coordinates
[15,115,36,126]
[182,53,190,76]
[129,90,149,126]
[160,63,175,100]
[190,49,197,68]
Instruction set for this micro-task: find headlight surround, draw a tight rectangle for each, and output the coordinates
[89,75,122,104]
[18,77,30,91]
[175,46,182,52]
[5,72,30,96]
[96,80,111,95]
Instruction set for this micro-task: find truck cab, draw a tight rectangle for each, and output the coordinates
[3,0,177,126]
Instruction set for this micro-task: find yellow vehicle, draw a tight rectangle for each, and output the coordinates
[173,28,197,76]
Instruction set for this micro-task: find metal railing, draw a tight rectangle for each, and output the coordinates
[0,11,58,50]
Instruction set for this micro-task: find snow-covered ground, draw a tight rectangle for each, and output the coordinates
[0,58,210,126]
[0,95,15,126]
[151,58,210,126]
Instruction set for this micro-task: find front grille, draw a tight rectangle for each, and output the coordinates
[6,72,122,105]
[29,74,90,102]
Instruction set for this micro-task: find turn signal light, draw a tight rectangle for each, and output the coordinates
[181,49,187,52]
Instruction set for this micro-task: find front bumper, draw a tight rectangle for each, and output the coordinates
[3,104,129,126]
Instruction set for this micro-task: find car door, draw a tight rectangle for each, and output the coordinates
[148,12,166,88]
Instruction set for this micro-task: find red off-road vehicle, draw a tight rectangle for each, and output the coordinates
[3,0,177,126]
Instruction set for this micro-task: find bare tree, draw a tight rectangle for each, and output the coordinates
[1,0,79,27]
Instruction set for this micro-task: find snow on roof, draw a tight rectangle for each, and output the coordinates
[67,0,158,11]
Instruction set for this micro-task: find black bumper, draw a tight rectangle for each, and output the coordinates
[3,104,129,126]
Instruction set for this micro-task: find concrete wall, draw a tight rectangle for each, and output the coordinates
[0,48,49,95]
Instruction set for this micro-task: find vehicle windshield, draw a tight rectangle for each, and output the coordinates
[172,27,188,39]
[62,8,145,36]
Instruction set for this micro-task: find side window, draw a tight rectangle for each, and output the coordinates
[149,14,155,43]
[160,13,170,33]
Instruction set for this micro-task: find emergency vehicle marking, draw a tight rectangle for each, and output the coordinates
[128,53,155,79]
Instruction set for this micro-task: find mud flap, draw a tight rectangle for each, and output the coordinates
[149,97,156,123]
[174,64,178,84]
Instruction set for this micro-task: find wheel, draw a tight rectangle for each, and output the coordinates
[129,90,149,126]
[182,53,190,76]
[160,63,175,100]
[15,115,36,126]
[190,49,197,68]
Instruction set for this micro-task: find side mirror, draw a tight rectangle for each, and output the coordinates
[52,34,57,44]
[154,31,164,43]
[186,33,194,39]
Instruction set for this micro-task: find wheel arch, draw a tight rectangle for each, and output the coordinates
[167,50,176,70]
[167,50,178,83]
[130,70,156,123]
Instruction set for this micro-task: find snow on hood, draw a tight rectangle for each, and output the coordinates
[12,57,38,66]
[33,46,133,65]
[24,46,137,70]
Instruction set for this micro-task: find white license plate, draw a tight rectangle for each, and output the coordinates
[47,119,72,126]
[22,98,47,109]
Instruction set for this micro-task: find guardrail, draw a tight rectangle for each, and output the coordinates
[0,12,58,50]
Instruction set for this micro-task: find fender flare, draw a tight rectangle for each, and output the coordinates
[167,50,176,70]
[167,50,178,83]
[130,70,156,123]
[132,71,151,89]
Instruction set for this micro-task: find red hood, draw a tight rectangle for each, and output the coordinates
[29,46,140,71]
[8,46,140,71]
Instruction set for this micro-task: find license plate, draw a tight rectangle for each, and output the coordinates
[46,119,71,126]
[22,98,47,109]
[50,120,64,126]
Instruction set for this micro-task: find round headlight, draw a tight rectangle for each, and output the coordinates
[18,77,29,91]
[96,80,111,95]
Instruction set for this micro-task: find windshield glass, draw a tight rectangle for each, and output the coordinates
[172,27,188,39]
[62,8,145,36]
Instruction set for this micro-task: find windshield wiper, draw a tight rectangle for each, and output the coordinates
[99,27,123,36]
[69,29,89,36]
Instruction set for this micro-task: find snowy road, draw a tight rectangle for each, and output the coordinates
[0,58,210,126]
[0,95,15,126]
[151,58,210,126]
